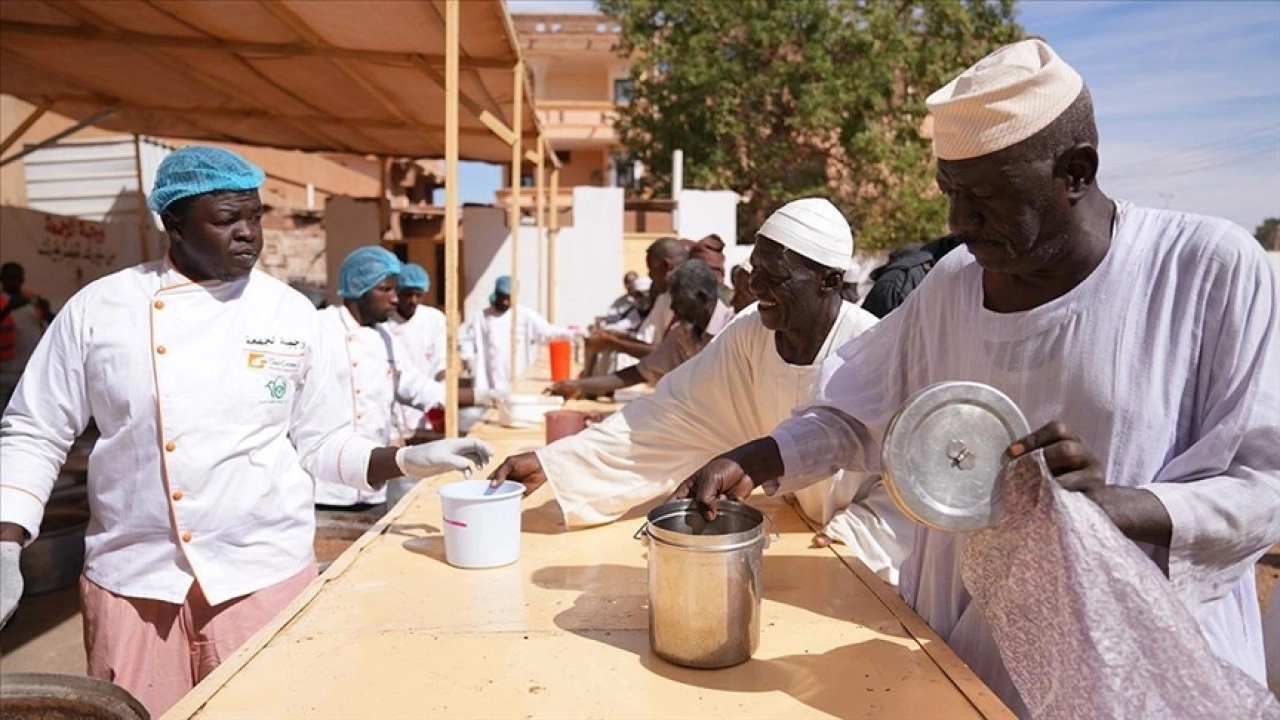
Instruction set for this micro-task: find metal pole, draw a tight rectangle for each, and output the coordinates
[548,162,560,324]
[131,134,152,262]
[535,141,545,315]
[508,58,524,386]
[0,107,116,168]
[444,0,461,438]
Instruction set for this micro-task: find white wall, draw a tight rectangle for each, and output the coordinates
[677,189,738,252]
[462,187,625,331]
[0,205,147,310]
[554,187,625,330]
[323,195,384,305]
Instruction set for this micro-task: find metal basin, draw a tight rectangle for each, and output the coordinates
[19,486,89,596]
[0,673,149,719]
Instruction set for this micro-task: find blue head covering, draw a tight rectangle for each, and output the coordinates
[489,275,512,305]
[148,146,266,213]
[399,263,431,292]
[338,246,402,299]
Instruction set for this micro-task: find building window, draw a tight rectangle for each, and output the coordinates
[613,78,634,103]
[520,174,534,188]
[612,155,639,189]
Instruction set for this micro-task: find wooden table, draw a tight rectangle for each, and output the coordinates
[168,370,1010,719]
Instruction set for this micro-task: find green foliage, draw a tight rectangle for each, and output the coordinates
[1255,218,1279,251]
[597,0,1022,251]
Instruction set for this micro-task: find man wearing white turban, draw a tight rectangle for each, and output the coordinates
[680,38,1279,713]
[488,199,901,565]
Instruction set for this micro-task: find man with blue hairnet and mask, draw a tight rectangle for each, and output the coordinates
[312,248,449,509]
[385,263,448,443]
[0,146,491,715]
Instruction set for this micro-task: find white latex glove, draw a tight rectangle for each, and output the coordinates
[396,438,494,479]
[1,541,22,629]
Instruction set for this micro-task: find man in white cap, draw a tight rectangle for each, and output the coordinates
[679,39,1280,711]
[488,199,902,569]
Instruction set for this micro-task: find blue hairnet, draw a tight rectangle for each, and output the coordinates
[399,263,431,292]
[489,275,512,305]
[338,246,402,299]
[148,146,266,213]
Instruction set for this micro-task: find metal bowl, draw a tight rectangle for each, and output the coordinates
[0,673,149,719]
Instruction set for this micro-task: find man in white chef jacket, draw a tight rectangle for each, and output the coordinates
[678,40,1280,712]
[384,262,448,443]
[0,147,491,716]
[312,248,446,509]
[459,275,573,397]
[489,199,904,578]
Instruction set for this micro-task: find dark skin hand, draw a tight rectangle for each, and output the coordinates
[0,522,26,543]
[547,366,643,400]
[1008,421,1172,547]
[488,412,613,495]
[671,437,785,521]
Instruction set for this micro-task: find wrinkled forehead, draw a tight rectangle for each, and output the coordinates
[750,235,788,267]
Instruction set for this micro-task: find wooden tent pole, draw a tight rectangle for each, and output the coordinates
[443,0,461,438]
[548,159,560,324]
[507,58,524,386]
[535,141,545,315]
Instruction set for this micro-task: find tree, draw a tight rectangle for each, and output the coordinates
[1256,218,1279,251]
[598,0,1022,251]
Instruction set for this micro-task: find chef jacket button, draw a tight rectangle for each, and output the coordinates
[346,334,354,341]
[351,361,358,368]
[356,413,363,420]
[154,300,165,310]
[172,490,184,501]
[355,388,362,395]
[165,441,176,452]
[181,531,193,543]
[156,345,167,355]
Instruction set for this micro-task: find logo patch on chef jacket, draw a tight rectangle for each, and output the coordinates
[264,377,290,403]
[246,352,302,373]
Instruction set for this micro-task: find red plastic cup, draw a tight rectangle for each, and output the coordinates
[549,338,572,382]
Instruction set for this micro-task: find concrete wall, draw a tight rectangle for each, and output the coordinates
[0,206,147,310]
[462,187,624,331]
[677,189,739,252]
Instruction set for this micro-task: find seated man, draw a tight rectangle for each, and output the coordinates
[490,199,903,572]
[582,272,653,378]
[546,260,732,400]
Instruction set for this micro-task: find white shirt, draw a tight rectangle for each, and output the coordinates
[312,306,445,506]
[385,304,447,442]
[0,260,379,605]
[460,304,571,395]
[768,202,1280,705]
[539,302,888,548]
[634,292,673,345]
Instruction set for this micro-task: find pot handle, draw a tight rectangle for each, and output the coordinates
[762,512,781,548]
[633,522,649,541]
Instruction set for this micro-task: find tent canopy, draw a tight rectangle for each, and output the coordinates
[0,0,545,163]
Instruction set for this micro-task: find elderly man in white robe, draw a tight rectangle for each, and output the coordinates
[488,199,903,570]
[678,39,1280,713]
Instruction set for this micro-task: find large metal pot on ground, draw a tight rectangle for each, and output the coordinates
[0,673,149,719]
[638,500,775,669]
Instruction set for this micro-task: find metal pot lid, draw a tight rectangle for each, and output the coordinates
[881,381,1029,532]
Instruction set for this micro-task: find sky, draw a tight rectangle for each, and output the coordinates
[461,0,1280,232]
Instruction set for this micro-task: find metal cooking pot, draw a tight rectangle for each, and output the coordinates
[0,673,149,719]
[19,486,89,596]
[636,500,778,669]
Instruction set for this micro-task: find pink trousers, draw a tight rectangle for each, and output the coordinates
[80,565,317,717]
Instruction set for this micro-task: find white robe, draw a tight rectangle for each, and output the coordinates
[459,305,571,395]
[768,201,1280,708]
[538,302,907,576]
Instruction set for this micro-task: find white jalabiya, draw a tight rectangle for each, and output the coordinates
[538,302,902,564]
[385,304,447,442]
[633,292,673,345]
[459,305,572,395]
[0,260,379,605]
[767,202,1280,709]
[313,306,445,506]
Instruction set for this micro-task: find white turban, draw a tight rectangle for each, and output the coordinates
[927,38,1084,161]
[757,198,853,271]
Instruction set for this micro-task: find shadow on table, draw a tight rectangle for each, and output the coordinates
[531,560,928,718]
[0,585,82,657]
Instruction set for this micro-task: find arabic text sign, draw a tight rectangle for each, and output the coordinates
[39,215,116,268]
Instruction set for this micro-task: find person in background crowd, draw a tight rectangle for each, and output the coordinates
[860,235,962,317]
[312,248,447,510]
[582,271,653,379]
[0,147,491,716]
[547,260,732,401]
[459,275,573,397]
[677,39,1279,713]
[0,262,52,404]
[730,261,757,313]
[491,199,893,564]
[583,237,687,363]
[385,262,448,442]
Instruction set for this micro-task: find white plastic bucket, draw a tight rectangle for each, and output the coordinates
[437,480,524,569]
